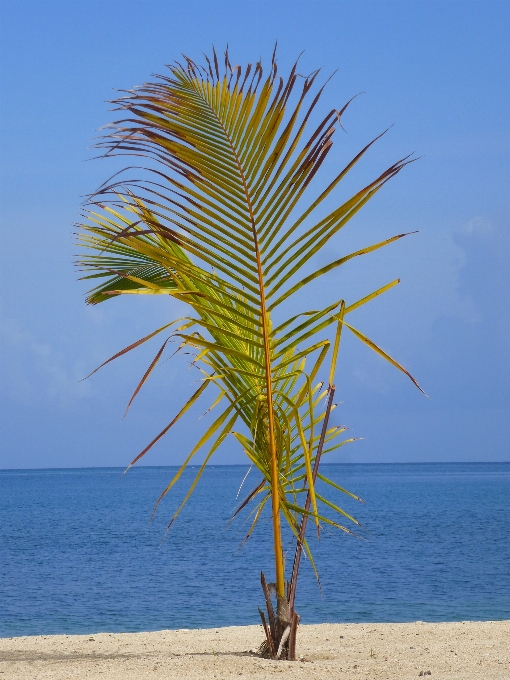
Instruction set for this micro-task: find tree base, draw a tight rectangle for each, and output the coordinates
[257,571,300,660]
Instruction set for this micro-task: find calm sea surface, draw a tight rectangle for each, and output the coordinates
[0,463,509,637]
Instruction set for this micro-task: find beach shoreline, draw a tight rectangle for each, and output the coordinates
[1,620,508,679]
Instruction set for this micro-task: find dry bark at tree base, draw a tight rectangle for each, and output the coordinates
[257,610,300,660]
[257,572,300,660]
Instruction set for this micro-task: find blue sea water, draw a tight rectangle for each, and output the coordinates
[0,463,509,637]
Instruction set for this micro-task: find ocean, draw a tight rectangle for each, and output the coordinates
[1,463,508,637]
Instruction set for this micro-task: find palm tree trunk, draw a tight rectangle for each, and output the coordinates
[259,386,336,660]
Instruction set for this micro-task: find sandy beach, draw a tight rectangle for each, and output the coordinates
[0,620,508,679]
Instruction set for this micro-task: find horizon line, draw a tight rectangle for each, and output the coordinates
[1,461,509,472]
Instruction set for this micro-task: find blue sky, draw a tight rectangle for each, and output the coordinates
[0,0,508,469]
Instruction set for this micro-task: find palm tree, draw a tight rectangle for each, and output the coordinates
[77,46,422,660]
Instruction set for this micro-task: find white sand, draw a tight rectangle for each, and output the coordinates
[1,620,508,679]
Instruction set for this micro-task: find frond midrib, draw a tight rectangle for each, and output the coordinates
[186,73,286,596]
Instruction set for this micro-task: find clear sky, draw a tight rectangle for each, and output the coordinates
[1,0,508,469]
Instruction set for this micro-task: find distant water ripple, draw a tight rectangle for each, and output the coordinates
[1,463,509,637]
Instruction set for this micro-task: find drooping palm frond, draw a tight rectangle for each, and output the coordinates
[77,47,422,617]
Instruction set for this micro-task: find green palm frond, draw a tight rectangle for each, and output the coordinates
[77,47,422,601]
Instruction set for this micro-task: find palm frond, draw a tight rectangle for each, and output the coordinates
[77,47,422,603]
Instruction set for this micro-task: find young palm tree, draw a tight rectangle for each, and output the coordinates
[77,46,422,659]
